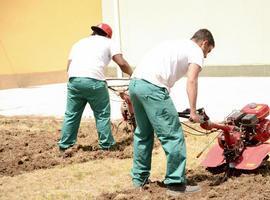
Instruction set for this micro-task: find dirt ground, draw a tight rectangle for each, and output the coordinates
[0,116,139,177]
[1,116,270,200]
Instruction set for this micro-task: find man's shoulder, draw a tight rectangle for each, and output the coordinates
[90,36,116,47]
[178,39,202,53]
[158,39,190,48]
[73,37,89,46]
[176,39,194,46]
[73,36,112,46]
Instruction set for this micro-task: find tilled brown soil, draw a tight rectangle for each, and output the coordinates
[1,116,270,200]
[0,116,137,177]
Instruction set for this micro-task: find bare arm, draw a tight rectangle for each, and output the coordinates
[112,54,133,76]
[186,63,202,122]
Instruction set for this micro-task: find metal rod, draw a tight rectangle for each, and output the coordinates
[196,133,219,158]
[113,0,123,78]
[106,78,130,81]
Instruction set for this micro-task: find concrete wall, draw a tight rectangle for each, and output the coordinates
[102,0,270,68]
[0,0,102,88]
[1,0,269,89]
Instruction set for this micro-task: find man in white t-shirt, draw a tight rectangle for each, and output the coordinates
[58,23,133,152]
[129,29,214,195]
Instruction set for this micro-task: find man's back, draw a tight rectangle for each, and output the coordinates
[132,39,204,90]
[68,35,120,80]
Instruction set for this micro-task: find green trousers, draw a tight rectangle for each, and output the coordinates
[129,79,186,186]
[58,77,115,150]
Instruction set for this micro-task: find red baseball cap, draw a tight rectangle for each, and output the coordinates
[91,23,113,38]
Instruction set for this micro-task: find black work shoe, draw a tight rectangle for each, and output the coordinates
[166,183,201,196]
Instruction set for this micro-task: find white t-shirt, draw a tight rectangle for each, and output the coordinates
[132,39,204,91]
[68,35,121,80]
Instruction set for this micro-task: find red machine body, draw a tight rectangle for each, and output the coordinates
[107,83,136,132]
[201,103,270,170]
[241,103,269,121]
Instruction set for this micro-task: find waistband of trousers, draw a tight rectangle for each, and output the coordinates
[69,77,106,83]
[131,78,168,93]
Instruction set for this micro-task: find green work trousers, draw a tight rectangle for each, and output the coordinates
[58,77,115,149]
[129,79,186,186]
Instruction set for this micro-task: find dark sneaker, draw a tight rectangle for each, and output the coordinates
[166,183,201,196]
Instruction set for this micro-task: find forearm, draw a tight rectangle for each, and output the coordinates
[186,63,201,115]
[186,78,198,114]
[119,61,133,76]
[112,54,133,76]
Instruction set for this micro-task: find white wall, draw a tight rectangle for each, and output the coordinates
[102,0,270,67]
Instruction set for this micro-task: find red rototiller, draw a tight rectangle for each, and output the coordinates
[179,103,270,174]
[107,78,136,133]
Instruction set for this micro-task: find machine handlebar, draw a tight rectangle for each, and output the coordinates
[178,108,209,122]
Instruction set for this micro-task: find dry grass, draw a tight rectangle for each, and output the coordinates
[0,158,133,200]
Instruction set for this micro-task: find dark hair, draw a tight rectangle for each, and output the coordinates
[191,29,215,47]
[91,29,108,37]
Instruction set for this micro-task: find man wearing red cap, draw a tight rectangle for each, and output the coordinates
[58,23,133,152]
